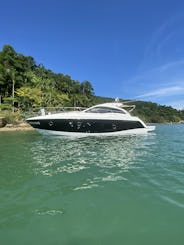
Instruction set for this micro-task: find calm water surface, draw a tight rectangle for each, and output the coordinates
[0,124,184,244]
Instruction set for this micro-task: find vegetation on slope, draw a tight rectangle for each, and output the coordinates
[0,45,94,111]
[0,44,184,124]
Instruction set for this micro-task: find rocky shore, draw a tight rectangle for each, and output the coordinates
[0,122,34,132]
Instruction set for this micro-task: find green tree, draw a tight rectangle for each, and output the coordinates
[16,86,43,109]
[81,80,94,96]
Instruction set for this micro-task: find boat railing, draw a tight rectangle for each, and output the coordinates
[121,104,136,112]
[23,101,136,118]
[23,106,87,118]
[119,100,136,112]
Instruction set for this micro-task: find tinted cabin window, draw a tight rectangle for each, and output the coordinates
[85,107,125,114]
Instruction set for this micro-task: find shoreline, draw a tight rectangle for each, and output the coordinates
[0,122,34,132]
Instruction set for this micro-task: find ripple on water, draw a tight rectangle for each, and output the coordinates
[34,209,64,216]
[29,134,156,191]
[1,125,184,245]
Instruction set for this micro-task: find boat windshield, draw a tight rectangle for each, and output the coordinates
[85,106,126,114]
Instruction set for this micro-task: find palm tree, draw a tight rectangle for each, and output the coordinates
[6,68,16,113]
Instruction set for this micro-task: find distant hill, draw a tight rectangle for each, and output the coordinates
[93,96,184,123]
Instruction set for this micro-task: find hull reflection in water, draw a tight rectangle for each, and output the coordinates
[30,134,154,190]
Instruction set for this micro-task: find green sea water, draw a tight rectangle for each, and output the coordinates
[0,124,184,245]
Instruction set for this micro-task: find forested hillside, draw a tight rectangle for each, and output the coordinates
[93,96,184,123]
[0,45,94,112]
[0,45,184,123]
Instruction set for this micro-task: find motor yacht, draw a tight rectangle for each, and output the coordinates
[26,101,155,136]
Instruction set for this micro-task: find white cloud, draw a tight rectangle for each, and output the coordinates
[136,86,184,99]
[123,14,184,108]
[140,14,184,70]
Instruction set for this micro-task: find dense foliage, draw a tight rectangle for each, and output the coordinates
[0,44,184,123]
[0,45,94,112]
[133,101,184,123]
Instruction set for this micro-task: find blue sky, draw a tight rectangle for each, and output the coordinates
[1,0,184,109]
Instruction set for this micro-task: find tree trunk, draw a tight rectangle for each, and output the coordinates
[12,78,15,113]
[0,95,1,111]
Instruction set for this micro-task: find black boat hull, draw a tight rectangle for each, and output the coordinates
[27,118,144,134]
